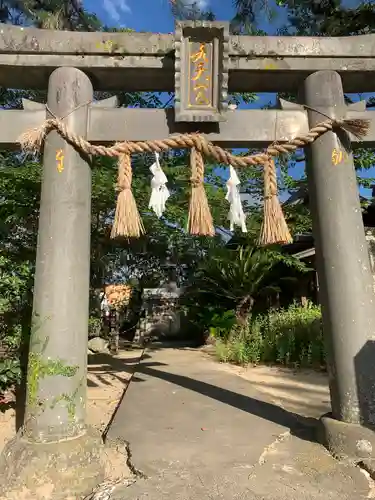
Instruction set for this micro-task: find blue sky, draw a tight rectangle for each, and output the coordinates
[83,0,375,198]
[84,0,286,36]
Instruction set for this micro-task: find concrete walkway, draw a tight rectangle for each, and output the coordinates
[108,346,371,499]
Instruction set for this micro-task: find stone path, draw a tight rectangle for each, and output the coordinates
[107,346,372,499]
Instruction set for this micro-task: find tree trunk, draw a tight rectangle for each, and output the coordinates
[235,295,254,325]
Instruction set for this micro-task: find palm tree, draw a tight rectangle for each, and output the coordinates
[168,0,274,34]
[231,0,258,33]
[169,0,215,21]
[187,243,308,324]
[3,0,100,30]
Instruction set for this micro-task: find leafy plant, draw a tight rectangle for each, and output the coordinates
[208,310,237,341]
[215,301,325,368]
[88,317,102,338]
[0,358,21,393]
[187,241,308,324]
[262,301,324,367]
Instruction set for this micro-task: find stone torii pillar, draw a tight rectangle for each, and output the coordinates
[0,67,105,499]
[301,70,375,462]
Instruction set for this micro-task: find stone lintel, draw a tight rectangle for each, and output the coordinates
[0,109,45,149]
[1,108,375,150]
[1,23,372,58]
[87,108,307,147]
[86,108,375,148]
[0,24,375,92]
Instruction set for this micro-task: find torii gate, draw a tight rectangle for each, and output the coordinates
[1,21,375,498]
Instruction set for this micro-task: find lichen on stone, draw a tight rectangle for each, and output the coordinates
[49,377,84,421]
[26,315,80,417]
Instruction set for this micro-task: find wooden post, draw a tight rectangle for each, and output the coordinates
[0,67,104,499]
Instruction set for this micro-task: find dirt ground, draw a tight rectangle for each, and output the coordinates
[215,361,331,418]
[0,348,142,456]
[198,344,331,419]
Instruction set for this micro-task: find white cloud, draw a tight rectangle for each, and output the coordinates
[181,0,210,8]
[103,0,131,21]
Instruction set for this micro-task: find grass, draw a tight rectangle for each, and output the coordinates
[215,301,325,369]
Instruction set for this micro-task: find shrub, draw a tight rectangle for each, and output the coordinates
[215,322,263,365]
[88,316,102,338]
[208,310,237,342]
[0,358,21,394]
[215,301,325,368]
[261,301,324,367]
[183,304,237,344]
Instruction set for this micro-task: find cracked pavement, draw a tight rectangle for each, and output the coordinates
[107,346,371,499]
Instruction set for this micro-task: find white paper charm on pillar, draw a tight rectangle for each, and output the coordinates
[148,152,170,218]
[225,165,247,233]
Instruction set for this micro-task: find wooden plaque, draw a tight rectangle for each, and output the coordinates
[175,21,229,123]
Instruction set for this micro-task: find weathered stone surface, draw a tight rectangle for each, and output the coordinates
[0,426,105,500]
[5,105,375,151]
[88,337,109,353]
[303,70,375,428]
[22,66,93,443]
[318,413,375,463]
[86,107,375,148]
[174,21,229,122]
[0,23,375,91]
[0,109,45,149]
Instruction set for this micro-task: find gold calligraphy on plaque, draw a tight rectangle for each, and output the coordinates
[189,42,211,107]
[56,149,64,173]
[331,148,348,166]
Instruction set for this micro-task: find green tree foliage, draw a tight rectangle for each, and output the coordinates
[0,0,253,397]
[169,0,215,20]
[184,240,308,329]
[0,157,39,393]
[278,0,375,216]
[0,0,101,30]
[277,0,375,36]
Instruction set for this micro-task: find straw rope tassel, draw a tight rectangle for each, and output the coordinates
[188,147,215,237]
[17,110,370,245]
[111,153,145,239]
[259,158,292,245]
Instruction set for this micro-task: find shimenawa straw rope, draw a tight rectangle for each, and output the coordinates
[18,115,370,244]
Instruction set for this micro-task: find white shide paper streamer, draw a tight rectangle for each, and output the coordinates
[148,152,170,218]
[225,165,247,233]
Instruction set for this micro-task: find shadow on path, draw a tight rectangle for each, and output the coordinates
[90,349,318,443]
[134,362,318,442]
